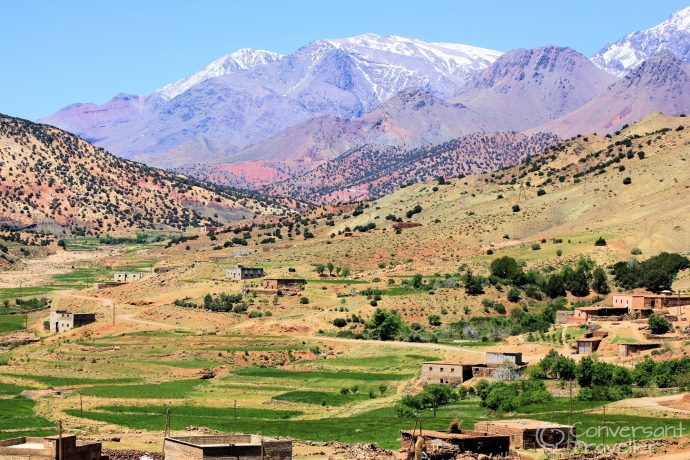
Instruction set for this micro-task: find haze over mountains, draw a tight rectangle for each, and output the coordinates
[41,6,690,203]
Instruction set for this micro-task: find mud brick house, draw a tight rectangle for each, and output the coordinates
[569,306,628,323]
[421,361,478,385]
[113,272,144,282]
[0,435,102,460]
[613,293,690,318]
[225,264,265,280]
[164,435,292,460]
[618,342,661,357]
[49,311,96,333]
[472,351,528,379]
[474,419,575,449]
[262,278,307,292]
[400,429,509,457]
[576,337,602,354]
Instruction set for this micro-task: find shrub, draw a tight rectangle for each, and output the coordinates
[332,318,347,328]
[531,243,541,251]
[631,248,642,255]
[536,189,546,197]
[622,177,632,185]
[512,205,520,212]
[507,287,521,303]
[648,314,670,335]
[299,297,310,304]
[594,237,607,246]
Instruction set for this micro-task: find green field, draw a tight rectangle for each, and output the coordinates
[273,390,368,406]
[0,398,55,438]
[0,315,25,334]
[61,402,690,449]
[79,379,206,399]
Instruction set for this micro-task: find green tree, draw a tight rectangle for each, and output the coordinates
[591,267,611,295]
[367,309,403,341]
[463,270,484,295]
[327,262,335,276]
[569,268,590,297]
[340,267,351,278]
[490,256,522,280]
[507,287,521,303]
[544,274,566,299]
[315,263,326,277]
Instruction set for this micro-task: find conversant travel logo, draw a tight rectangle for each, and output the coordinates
[535,421,685,455]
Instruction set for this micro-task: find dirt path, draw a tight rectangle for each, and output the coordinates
[306,336,486,355]
[609,393,690,415]
[64,293,185,330]
[0,248,114,288]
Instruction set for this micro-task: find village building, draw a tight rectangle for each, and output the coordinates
[49,311,96,333]
[164,435,292,460]
[576,337,602,354]
[232,248,257,258]
[400,429,509,457]
[618,342,662,357]
[423,352,528,384]
[225,264,265,280]
[0,435,102,460]
[262,278,307,292]
[474,419,575,449]
[421,361,478,385]
[556,310,574,324]
[569,305,628,323]
[613,292,690,318]
[113,272,144,283]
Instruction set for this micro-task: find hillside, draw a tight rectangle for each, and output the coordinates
[268,132,560,203]
[538,52,690,137]
[0,114,293,235]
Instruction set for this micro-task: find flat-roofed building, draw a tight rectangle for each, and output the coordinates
[576,337,602,354]
[0,435,102,460]
[49,311,96,333]
[164,435,291,460]
[421,361,478,385]
[618,342,661,357]
[113,272,144,283]
[475,419,575,449]
[400,429,509,457]
[225,264,265,280]
[262,278,306,292]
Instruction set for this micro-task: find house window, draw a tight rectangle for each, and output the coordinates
[451,368,454,373]
[429,367,432,371]
[440,368,443,372]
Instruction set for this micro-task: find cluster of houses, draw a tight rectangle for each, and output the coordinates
[225,264,306,294]
[560,292,690,324]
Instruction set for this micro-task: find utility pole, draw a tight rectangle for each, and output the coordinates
[601,404,606,446]
[234,400,237,421]
[80,394,83,418]
[58,420,63,460]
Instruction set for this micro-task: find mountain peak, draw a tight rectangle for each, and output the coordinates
[592,6,690,76]
[158,48,283,99]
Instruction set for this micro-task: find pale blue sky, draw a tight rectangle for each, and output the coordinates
[2,0,688,120]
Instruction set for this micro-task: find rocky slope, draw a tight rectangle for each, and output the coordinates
[454,46,616,130]
[0,114,291,235]
[268,131,560,203]
[537,52,690,137]
[592,6,690,75]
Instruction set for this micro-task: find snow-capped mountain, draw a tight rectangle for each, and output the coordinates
[592,6,690,76]
[158,49,284,99]
[323,33,501,100]
[42,34,502,167]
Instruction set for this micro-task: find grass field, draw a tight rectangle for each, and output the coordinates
[62,401,690,449]
[0,398,55,438]
[0,315,25,334]
[79,379,206,399]
[273,390,368,406]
